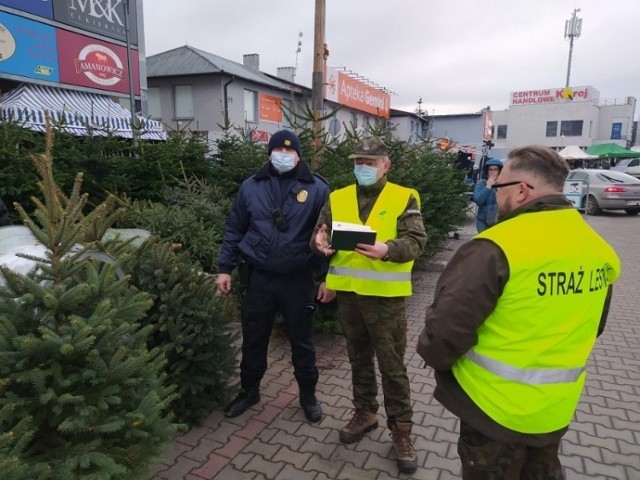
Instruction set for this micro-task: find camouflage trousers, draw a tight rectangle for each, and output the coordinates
[337,292,412,422]
[458,422,565,480]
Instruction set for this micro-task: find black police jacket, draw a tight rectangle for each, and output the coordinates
[217,160,329,275]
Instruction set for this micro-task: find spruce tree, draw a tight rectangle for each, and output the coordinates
[117,236,238,425]
[0,127,178,479]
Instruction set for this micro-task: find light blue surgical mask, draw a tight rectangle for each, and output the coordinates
[354,164,380,186]
[271,151,297,173]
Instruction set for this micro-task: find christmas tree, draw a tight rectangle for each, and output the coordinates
[0,126,178,479]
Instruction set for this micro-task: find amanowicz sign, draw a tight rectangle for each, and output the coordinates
[58,28,140,94]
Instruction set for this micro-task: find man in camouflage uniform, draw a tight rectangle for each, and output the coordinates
[311,137,427,474]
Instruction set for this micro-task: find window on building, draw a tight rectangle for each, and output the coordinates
[351,111,358,128]
[546,121,558,137]
[147,87,161,119]
[560,120,583,137]
[496,125,507,139]
[611,122,622,140]
[174,85,194,118]
[244,89,258,123]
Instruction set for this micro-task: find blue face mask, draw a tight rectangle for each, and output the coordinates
[271,151,297,173]
[354,164,380,186]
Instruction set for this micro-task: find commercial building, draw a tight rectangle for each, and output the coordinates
[0,0,164,139]
[146,46,415,150]
[430,85,637,163]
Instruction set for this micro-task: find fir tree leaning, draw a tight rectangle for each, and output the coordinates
[0,126,178,479]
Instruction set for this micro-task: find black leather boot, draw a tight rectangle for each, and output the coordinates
[300,392,323,422]
[224,387,260,418]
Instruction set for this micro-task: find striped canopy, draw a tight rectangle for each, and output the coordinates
[0,84,166,141]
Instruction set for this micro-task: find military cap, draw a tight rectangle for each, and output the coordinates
[348,136,389,159]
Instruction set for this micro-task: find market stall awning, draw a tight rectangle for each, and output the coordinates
[557,145,598,160]
[585,143,638,159]
[0,84,166,141]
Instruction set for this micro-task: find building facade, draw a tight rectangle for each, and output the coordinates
[0,0,145,104]
[429,86,637,163]
[0,0,161,139]
[146,46,414,150]
[492,86,637,150]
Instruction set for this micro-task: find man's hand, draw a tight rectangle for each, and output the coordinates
[317,282,336,303]
[315,224,336,257]
[216,273,232,295]
[486,171,499,188]
[355,241,389,260]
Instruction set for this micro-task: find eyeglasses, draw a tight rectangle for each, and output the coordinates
[491,180,534,191]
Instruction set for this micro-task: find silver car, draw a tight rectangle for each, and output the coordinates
[566,169,640,215]
[611,158,640,178]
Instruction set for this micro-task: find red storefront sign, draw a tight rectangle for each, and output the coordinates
[57,28,139,95]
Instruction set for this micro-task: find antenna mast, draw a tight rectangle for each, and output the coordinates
[564,8,582,88]
[293,31,303,81]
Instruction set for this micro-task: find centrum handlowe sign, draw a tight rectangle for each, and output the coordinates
[510,86,600,106]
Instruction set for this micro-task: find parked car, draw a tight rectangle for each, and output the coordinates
[566,169,640,215]
[611,158,640,178]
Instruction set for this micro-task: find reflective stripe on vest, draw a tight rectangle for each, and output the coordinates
[452,208,620,434]
[464,350,586,385]
[326,182,420,297]
[328,266,412,282]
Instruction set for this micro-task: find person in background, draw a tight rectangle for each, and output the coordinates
[0,195,12,227]
[312,137,427,474]
[472,158,503,232]
[215,129,334,423]
[418,145,620,479]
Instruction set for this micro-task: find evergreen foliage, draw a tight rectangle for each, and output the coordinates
[117,178,231,274]
[0,123,211,211]
[117,237,238,425]
[0,122,40,223]
[208,125,266,198]
[0,129,178,479]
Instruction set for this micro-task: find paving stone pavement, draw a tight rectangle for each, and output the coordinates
[146,212,640,480]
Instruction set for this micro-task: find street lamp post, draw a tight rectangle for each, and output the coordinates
[123,0,138,148]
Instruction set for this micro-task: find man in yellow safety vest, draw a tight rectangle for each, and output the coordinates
[418,145,620,479]
[312,136,427,474]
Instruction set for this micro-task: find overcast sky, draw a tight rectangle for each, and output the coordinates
[143,1,640,118]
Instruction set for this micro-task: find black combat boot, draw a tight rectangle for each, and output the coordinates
[299,391,323,422]
[296,374,322,422]
[224,384,260,418]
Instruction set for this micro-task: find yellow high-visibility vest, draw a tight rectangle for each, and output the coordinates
[326,182,420,297]
[453,208,620,433]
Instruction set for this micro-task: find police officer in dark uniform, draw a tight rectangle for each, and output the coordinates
[216,130,334,422]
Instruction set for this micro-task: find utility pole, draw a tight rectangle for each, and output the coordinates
[123,0,138,150]
[564,8,582,88]
[311,0,325,170]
